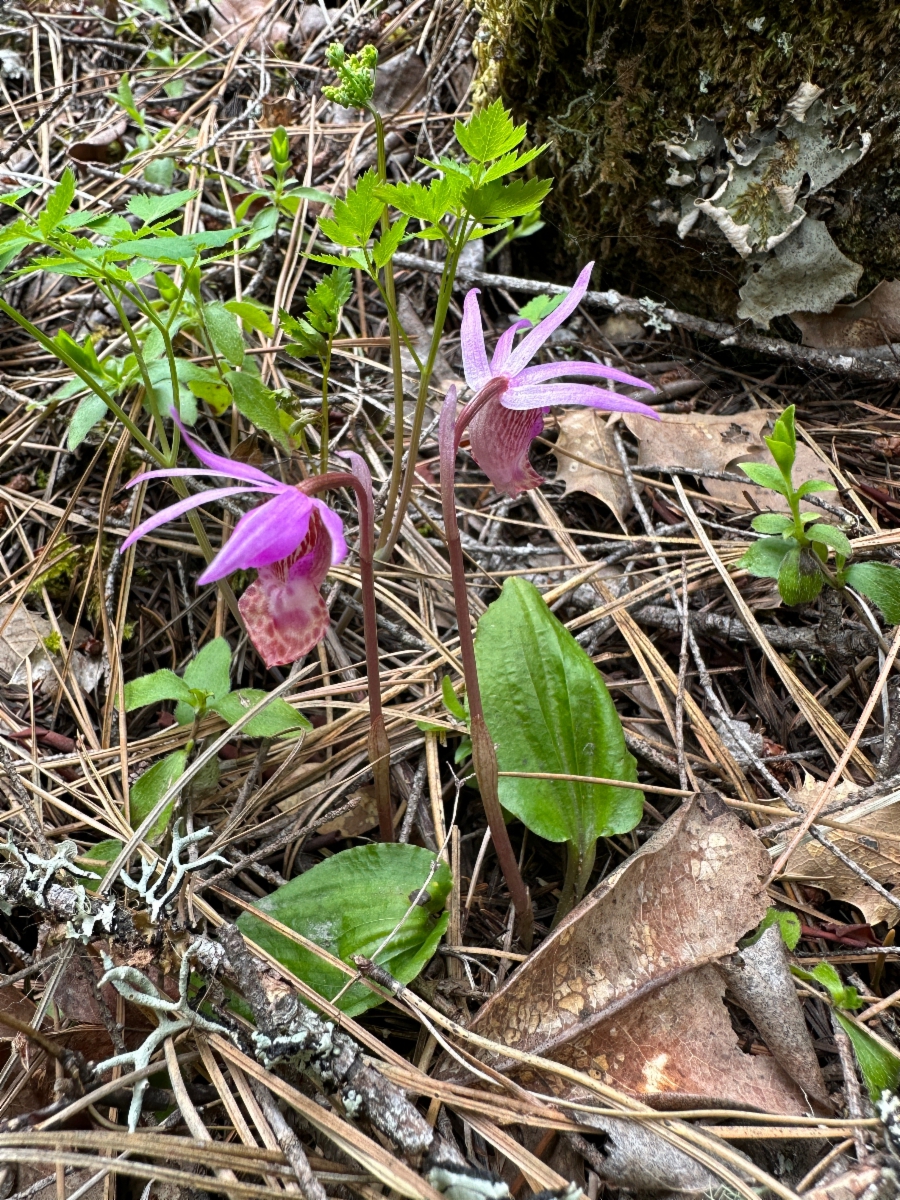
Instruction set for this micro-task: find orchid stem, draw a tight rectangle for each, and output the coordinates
[305,464,393,841]
[438,390,532,945]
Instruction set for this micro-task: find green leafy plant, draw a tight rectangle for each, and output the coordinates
[475,577,644,918]
[123,636,310,739]
[110,74,177,186]
[236,843,451,1016]
[738,405,900,621]
[792,960,900,1100]
[314,48,550,545]
[740,906,801,950]
[281,265,352,470]
[233,125,333,250]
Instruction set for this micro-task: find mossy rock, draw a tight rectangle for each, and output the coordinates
[477,0,900,324]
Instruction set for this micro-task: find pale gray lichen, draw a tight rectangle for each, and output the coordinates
[95,948,227,1132]
[660,84,871,324]
[639,297,673,333]
[119,822,227,922]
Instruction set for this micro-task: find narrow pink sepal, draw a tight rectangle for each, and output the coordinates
[503,262,595,376]
[503,382,660,417]
[460,289,492,391]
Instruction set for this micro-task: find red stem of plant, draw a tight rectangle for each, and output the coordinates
[302,463,393,841]
[439,386,532,932]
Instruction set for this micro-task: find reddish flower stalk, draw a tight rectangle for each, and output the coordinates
[307,455,393,843]
[439,381,533,945]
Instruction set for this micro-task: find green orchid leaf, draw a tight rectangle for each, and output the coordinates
[835,1012,900,1102]
[795,478,837,498]
[475,577,643,858]
[130,750,187,845]
[209,688,311,737]
[80,839,124,891]
[123,668,194,710]
[777,546,823,605]
[441,675,467,722]
[738,536,791,580]
[236,843,451,1016]
[844,562,900,624]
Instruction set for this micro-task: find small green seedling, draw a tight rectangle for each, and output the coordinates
[739,405,900,623]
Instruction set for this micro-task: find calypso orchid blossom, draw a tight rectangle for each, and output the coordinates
[459,261,658,496]
[122,416,348,669]
[122,417,393,839]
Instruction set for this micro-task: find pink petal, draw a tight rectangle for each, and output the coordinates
[170,408,283,488]
[198,487,314,584]
[503,263,595,376]
[120,486,251,551]
[311,497,348,565]
[502,382,660,417]
[460,288,492,391]
[514,359,655,391]
[127,467,281,491]
[238,508,335,668]
[468,394,545,498]
[490,318,531,373]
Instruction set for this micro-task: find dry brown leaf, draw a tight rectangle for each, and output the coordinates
[779,774,900,926]
[207,0,289,49]
[552,410,631,529]
[457,795,813,1115]
[0,604,105,697]
[793,279,900,349]
[68,118,127,165]
[718,923,830,1107]
[623,410,836,513]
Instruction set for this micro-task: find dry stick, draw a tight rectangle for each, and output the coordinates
[249,1078,328,1200]
[389,251,900,385]
[828,1014,869,1162]
[675,556,691,792]
[439,386,533,945]
[770,617,900,880]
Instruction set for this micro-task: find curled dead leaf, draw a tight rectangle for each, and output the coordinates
[69,119,127,166]
[552,410,631,529]
[447,794,817,1116]
[622,409,836,514]
[773,774,900,927]
[793,279,900,349]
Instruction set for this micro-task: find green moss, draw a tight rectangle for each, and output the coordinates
[478,0,900,313]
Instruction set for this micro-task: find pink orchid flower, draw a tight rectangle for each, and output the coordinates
[459,261,658,496]
[121,417,347,668]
